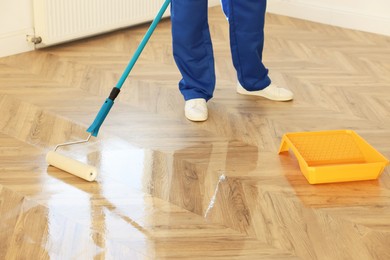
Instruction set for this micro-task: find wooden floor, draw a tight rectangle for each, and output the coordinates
[1,6,390,259]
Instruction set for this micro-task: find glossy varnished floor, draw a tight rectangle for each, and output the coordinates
[1,6,390,259]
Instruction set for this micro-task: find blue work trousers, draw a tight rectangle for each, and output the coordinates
[171,0,271,101]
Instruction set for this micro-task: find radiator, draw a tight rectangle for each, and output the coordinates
[32,0,169,48]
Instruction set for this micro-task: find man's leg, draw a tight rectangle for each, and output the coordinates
[222,0,293,100]
[171,0,215,101]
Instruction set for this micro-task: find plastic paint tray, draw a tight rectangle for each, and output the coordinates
[278,130,389,184]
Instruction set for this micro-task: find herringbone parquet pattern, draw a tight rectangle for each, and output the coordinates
[0,7,389,259]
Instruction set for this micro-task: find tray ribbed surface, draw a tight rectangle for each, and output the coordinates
[288,132,365,165]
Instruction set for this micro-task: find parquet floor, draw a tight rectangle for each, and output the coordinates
[0,6,389,259]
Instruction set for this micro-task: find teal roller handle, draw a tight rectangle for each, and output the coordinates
[87,98,114,137]
[87,0,171,137]
[116,0,171,90]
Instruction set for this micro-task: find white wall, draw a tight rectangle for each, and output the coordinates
[0,1,35,58]
[267,0,390,36]
[0,0,389,58]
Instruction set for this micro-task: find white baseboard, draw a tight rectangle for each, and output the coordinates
[267,0,390,36]
[1,2,221,58]
[3,1,386,58]
[209,0,220,7]
[0,29,35,58]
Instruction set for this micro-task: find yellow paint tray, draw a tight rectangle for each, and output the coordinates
[278,130,389,184]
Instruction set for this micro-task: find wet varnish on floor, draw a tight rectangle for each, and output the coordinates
[1,6,390,260]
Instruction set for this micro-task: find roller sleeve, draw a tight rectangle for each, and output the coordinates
[46,151,98,182]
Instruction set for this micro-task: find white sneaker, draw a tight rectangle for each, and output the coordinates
[184,98,208,122]
[237,82,293,101]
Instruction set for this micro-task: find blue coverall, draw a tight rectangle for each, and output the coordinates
[171,0,271,101]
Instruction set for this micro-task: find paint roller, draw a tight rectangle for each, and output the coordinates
[46,0,171,181]
[46,135,98,181]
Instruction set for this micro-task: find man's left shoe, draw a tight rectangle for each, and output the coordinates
[184,98,208,122]
[237,82,293,101]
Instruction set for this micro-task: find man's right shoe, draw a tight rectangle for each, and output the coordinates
[184,98,208,122]
[237,82,293,101]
